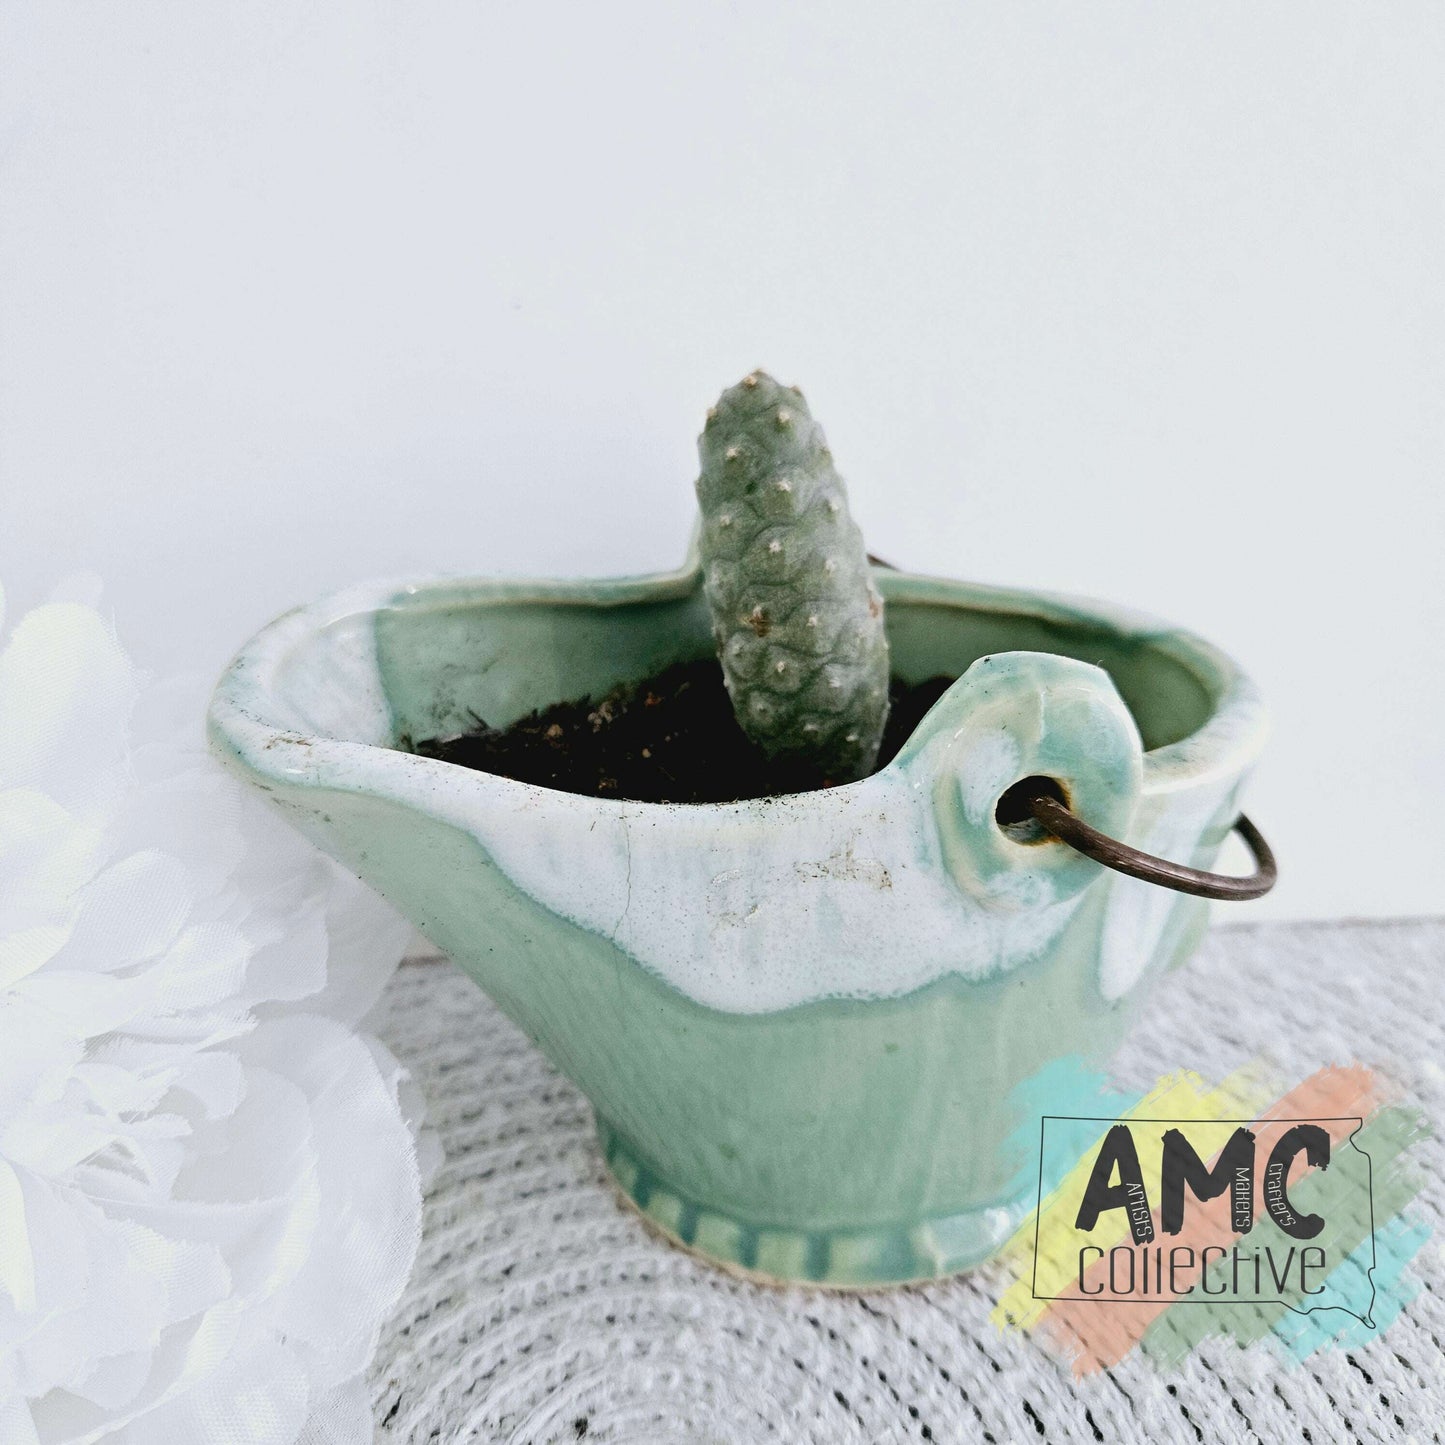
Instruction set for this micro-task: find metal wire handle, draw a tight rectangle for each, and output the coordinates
[1025,790,1277,901]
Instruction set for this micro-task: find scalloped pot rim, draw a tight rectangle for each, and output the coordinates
[207,557,1267,1016]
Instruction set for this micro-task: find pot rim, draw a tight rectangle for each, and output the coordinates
[207,556,1268,815]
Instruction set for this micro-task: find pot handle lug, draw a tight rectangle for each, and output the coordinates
[894,651,1144,911]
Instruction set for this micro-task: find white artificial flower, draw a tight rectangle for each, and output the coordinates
[0,581,431,1444]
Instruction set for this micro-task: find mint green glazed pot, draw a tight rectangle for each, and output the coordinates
[207,553,1266,1288]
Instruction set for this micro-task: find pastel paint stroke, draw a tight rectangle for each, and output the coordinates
[994,1056,1141,1207]
[1272,1215,1430,1360]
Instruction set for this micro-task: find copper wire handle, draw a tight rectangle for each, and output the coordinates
[1026,791,1277,901]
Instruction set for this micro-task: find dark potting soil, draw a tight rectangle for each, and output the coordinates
[406,659,956,804]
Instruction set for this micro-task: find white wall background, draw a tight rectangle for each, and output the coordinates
[2,3,1441,922]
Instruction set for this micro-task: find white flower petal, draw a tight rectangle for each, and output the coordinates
[300,882,412,1027]
[0,1009,81,1118]
[0,1401,40,1445]
[51,851,194,974]
[0,583,424,1442]
[0,1161,37,1311]
[0,604,138,817]
[0,926,71,990]
[0,790,106,935]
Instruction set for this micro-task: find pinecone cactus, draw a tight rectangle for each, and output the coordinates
[695,370,889,783]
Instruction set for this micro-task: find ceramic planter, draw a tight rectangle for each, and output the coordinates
[208,552,1267,1288]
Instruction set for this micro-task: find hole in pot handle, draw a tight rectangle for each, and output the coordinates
[899,651,1145,911]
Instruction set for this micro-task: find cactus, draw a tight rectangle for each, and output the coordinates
[695,370,889,783]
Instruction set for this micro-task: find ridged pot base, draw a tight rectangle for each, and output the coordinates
[597,1119,1031,1289]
